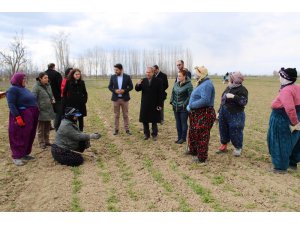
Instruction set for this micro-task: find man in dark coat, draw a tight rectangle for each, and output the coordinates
[153,65,169,124]
[108,63,133,135]
[45,63,63,130]
[135,67,163,140]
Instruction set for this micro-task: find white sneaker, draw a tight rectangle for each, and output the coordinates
[233,148,242,157]
[12,159,25,166]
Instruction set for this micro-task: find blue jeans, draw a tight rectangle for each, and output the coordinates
[174,111,188,141]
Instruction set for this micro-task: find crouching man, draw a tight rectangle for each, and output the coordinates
[51,107,101,166]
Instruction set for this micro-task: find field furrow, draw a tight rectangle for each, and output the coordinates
[0,77,299,212]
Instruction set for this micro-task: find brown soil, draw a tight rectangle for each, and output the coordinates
[0,78,299,212]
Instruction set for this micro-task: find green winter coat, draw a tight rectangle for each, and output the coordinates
[170,77,193,112]
[54,118,90,150]
[32,80,55,121]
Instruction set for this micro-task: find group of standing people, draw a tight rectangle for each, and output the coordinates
[3,60,300,172]
[5,63,100,166]
[108,61,249,164]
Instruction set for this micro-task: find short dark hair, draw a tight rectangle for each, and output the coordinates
[36,72,48,81]
[177,60,184,65]
[65,67,73,77]
[48,63,55,69]
[114,63,123,70]
[153,65,159,70]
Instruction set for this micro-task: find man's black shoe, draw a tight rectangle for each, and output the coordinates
[177,139,185,144]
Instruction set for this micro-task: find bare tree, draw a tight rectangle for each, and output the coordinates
[98,48,108,76]
[76,54,86,75]
[0,32,27,77]
[80,45,193,77]
[85,49,93,76]
[92,46,108,77]
[129,49,139,76]
[185,48,193,71]
[23,59,38,79]
[52,31,70,71]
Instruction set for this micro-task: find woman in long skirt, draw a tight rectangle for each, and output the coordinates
[267,67,300,173]
[6,72,39,166]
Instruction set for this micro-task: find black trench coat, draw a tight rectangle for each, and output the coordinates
[135,77,163,123]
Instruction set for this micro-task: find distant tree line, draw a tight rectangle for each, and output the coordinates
[75,46,193,78]
[52,32,194,78]
[0,31,194,79]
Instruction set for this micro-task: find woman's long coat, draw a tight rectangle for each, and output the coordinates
[32,80,55,121]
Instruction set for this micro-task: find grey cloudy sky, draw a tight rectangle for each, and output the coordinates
[1,12,300,75]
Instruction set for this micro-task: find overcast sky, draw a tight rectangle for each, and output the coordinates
[1,10,300,75]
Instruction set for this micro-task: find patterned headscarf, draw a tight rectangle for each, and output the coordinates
[279,67,297,82]
[279,67,297,89]
[229,71,244,84]
[10,72,26,87]
[228,71,244,88]
[194,66,208,85]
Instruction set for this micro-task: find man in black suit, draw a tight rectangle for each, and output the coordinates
[135,67,163,141]
[153,65,169,124]
[108,63,133,135]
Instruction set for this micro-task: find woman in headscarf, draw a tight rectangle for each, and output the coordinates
[6,72,39,166]
[186,66,216,163]
[216,71,248,157]
[267,67,300,173]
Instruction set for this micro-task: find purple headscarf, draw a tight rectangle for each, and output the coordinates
[10,72,26,87]
[229,71,244,84]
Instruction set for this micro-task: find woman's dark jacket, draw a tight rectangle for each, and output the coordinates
[62,79,88,116]
[219,85,248,113]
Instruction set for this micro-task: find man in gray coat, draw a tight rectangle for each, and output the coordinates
[51,107,101,166]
